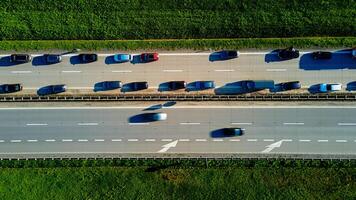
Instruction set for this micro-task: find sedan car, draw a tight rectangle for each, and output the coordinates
[38,84,67,95]
[281,81,301,91]
[44,54,62,64]
[113,54,132,63]
[312,51,332,60]
[0,83,23,93]
[94,81,122,91]
[10,54,32,63]
[319,83,342,93]
[140,53,159,63]
[218,50,239,60]
[78,54,98,63]
[194,81,216,90]
[126,81,148,91]
[168,81,186,90]
[277,47,299,60]
[222,128,245,137]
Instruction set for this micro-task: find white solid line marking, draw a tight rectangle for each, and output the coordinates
[214,69,234,72]
[299,139,311,142]
[231,122,253,125]
[145,139,156,142]
[161,139,173,142]
[283,139,293,142]
[27,139,38,142]
[336,140,347,143]
[111,139,122,142]
[0,140,4,143]
[128,139,138,142]
[11,140,21,143]
[229,139,240,142]
[11,71,32,74]
[78,139,88,142]
[179,139,190,142]
[94,139,105,142]
[247,139,258,142]
[179,122,201,125]
[129,123,149,126]
[45,139,56,142]
[111,70,132,73]
[213,139,224,142]
[163,69,183,72]
[77,123,98,126]
[62,139,73,142]
[283,122,304,125]
[26,123,48,126]
[338,123,356,126]
[318,140,328,142]
[263,139,275,142]
[195,139,207,142]
[266,68,287,72]
[62,71,81,73]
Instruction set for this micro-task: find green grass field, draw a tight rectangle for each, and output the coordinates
[0,159,355,200]
[0,0,355,40]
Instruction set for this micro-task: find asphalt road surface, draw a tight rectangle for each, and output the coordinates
[0,105,355,155]
[0,50,355,93]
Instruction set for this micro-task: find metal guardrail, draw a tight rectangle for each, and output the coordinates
[0,93,356,102]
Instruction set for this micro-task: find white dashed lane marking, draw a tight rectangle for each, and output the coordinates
[26,123,48,126]
[45,139,56,142]
[77,123,98,126]
[11,140,21,143]
[128,139,138,142]
[78,139,88,142]
[213,139,223,142]
[336,140,347,143]
[247,139,258,142]
[179,122,201,125]
[94,139,105,142]
[196,139,207,142]
[318,140,328,142]
[27,140,38,142]
[62,139,73,142]
[145,139,156,142]
[111,139,122,142]
[299,139,311,142]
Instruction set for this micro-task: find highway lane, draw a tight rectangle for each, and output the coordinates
[0,51,355,92]
[0,105,355,155]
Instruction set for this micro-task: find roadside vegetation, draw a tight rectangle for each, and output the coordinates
[0,158,354,200]
[0,0,355,40]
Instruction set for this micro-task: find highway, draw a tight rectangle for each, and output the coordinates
[0,50,355,93]
[0,105,355,155]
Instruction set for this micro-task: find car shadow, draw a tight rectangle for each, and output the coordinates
[105,55,116,65]
[69,55,82,65]
[163,101,176,107]
[308,84,322,94]
[158,82,171,92]
[0,56,20,67]
[143,104,163,111]
[299,49,356,70]
[346,81,356,91]
[264,50,280,63]
[214,81,254,95]
[128,113,156,123]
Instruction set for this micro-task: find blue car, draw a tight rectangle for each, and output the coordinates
[113,54,132,63]
[37,84,67,95]
[195,81,216,90]
[44,54,62,64]
[94,81,122,91]
[222,128,245,136]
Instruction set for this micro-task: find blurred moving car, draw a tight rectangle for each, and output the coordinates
[0,83,23,93]
[222,128,245,137]
[312,51,332,60]
[277,47,299,60]
[318,83,342,93]
[140,53,159,63]
[352,48,356,59]
[217,50,239,60]
[126,81,148,91]
[78,54,98,63]
[168,81,186,90]
[94,81,122,91]
[194,81,216,90]
[10,54,32,63]
[280,81,301,91]
[146,112,167,121]
[44,54,62,64]
[113,54,132,63]
[38,84,67,95]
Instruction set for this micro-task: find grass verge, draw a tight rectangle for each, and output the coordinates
[0,37,355,51]
[0,159,354,200]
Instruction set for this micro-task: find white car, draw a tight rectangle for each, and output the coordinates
[319,83,342,93]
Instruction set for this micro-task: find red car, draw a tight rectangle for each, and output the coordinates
[140,53,159,62]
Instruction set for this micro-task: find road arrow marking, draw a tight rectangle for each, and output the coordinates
[158,140,178,153]
[262,140,284,153]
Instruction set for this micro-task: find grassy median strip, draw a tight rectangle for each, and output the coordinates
[0,0,355,40]
[0,159,354,199]
[0,37,355,51]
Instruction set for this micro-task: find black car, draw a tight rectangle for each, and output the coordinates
[44,54,62,64]
[126,82,148,91]
[10,54,32,63]
[0,83,23,93]
[280,81,301,91]
[277,47,299,60]
[222,128,245,136]
[168,81,186,90]
[37,84,67,95]
[312,51,332,60]
[218,50,239,60]
[78,54,98,63]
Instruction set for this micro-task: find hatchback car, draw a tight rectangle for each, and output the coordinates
[168,81,186,90]
[140,53,159,63]
[38,84,67,95]
[78,54,98,63]
[0,83,23,93]
[312,51,332,60]
[113,54,132,63]
[222,128,245,137]
[218,50,239,60]
[94,81,122,91]
[281,81,301,91]
[277,47,299,60]
[194,81,216,90]
[10,54,32,63]
[44,54,62,64]
[318,83,342,93]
